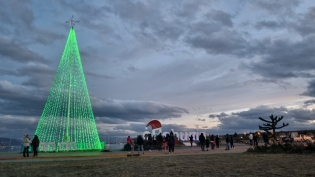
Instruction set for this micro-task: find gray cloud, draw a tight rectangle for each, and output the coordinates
[0,63,55,88]
[0,81,47,116]
[173,1,203,19]
[92,98,189,121]
[292,6,315,36]
[205,10,233,27]
[85,71,115,79]
[209,112,229,118]
[95,117,126,124]
[253,0,301,16]
[0,36,48,64]
[246,37,315,79]
[210,105,315,134]
[0,1,65,45]
[301,79,315,97]
[127,66,139,72]
[185,28,249,57]
[0,115,39,140]
[255,20,283,30]
[303,99,315,107]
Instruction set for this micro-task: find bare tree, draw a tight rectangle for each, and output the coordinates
[259,114,289,140]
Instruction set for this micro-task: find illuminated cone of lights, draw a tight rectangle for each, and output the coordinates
[34,28,101,150]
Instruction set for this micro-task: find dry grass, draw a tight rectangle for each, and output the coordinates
[1,153,315,177]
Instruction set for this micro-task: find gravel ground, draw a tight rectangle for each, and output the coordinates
[0,153,315,177]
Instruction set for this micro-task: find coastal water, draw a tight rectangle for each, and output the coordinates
[106,143,124,150]
[0,146,21,153]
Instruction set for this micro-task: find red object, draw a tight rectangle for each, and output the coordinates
[175,137,178,145]
[146,120,162,129]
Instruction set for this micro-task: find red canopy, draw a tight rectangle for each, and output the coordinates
[146,120,162,129]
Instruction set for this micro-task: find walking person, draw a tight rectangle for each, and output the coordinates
[189,135,194,147]
[230,135,234,149]
[249,133,253,148]
[225,134,230,150]
[32,135,40,157]
[137,135,144,154]
[127,136,133,153]
[199,133,206,151]
[168,134,174,153]
[23,134,31,157]
[253,133,258,146]
[215,135,220,148]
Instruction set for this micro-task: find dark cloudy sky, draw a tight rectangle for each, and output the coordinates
[1,0,315,141]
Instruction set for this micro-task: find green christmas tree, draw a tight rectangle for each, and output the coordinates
[34,28,101,150]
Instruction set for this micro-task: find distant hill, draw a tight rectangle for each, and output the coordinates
[0,137,22,146]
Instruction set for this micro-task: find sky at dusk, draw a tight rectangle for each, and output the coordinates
[1,0,315,141]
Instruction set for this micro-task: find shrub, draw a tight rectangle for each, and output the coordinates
[247,143,315,154]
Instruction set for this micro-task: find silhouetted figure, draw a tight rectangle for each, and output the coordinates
[157,133,163,151]
[168,134,174,153]
[199,133,206,151]
[263,133,269,146]
[225,134,230,150]
[253,133,258,146]
[189,135,194,147]
[230,135,234,149]
[215,135,220,148]
[137,135,144,154]
[148,134,152,151]
[32,135,40,157]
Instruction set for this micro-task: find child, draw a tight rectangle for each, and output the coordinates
[163,137,167,151]
[205,138,210,151]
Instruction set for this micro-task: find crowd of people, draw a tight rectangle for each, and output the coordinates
[126,131,250,154]
[126,131,272,154]
[22,131,267,157]
[198,133,235,151]
[126,131,177,154]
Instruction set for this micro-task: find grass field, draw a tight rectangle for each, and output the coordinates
[0,153,315,177]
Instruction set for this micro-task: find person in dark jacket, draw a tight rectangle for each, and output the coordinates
[230,135,234,149]
[215,135,220,148]
[199,133,206,151]
[189,135,194,147]
[157,133,163,151]
[225,134,230,150]
[263,132,269,146]
[148,134,152,151]
[168,134,175,153]
[32,135,40,157]
[137,135,145,154]
[253,133,258,146]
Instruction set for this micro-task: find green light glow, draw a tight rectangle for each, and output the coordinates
[35,28,101,150]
